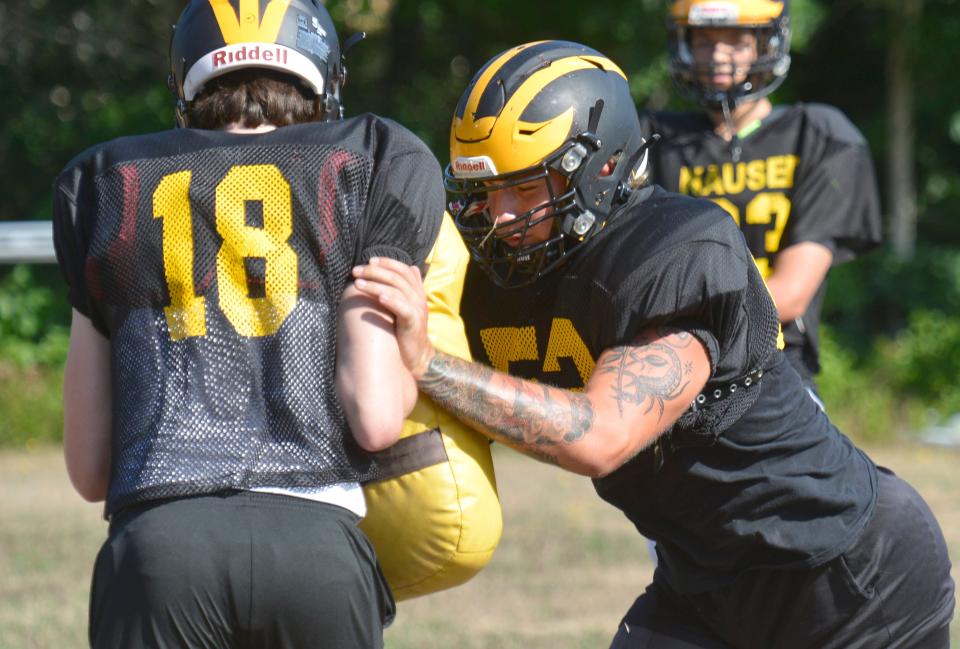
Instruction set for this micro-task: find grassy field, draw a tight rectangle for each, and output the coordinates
[1,443,957,649]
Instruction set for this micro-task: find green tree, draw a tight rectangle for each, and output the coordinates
[2,0,960,446]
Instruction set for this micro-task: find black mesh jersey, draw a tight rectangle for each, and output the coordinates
[53,114,444,517]
[461,186,878,594]
[641,103,882,380]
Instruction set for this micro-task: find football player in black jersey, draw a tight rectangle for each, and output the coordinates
[53,1,444,647]
[644,0,882,397]
[352,41,953,648]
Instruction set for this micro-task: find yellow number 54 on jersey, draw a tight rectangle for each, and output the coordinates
[153,164,298,340]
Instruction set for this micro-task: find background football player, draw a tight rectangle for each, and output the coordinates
[53,1,444,646]
[643,0,882,399]
[353,40,954,648]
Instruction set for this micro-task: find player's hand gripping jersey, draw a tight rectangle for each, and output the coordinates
[53,115,443,517]
[642,104,882,380]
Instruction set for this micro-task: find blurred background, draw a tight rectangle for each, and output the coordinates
[0,1,958,646]
[2,0,960,447]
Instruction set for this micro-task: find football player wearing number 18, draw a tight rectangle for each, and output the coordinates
[352,41,953,648]
[643,0,883,396]
[52,1,444,647]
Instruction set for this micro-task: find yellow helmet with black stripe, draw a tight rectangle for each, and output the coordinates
[446,41,648,288]
[169,0,349,126]
[667,0,791,106]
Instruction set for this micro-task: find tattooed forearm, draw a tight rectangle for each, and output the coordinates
[594,331,691,418]
[417,353,594,465]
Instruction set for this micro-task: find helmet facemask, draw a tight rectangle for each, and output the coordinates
[447,42,649,288]
[667,0,791,108]
[447,141,590,289]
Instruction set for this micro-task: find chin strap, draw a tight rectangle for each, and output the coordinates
[613,133,661,205]
[321,31,367,120]
[625,133,661,180]
[720,96,743,163]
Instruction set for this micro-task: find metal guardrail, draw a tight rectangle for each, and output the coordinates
[2,221,960,444]
[0,221,56,264]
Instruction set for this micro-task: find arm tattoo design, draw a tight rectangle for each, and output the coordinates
[417,353,594,466]
[594,329,692,418]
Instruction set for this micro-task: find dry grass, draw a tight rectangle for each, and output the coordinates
[0,449,104,649]
[0,444,956,649]
[387,444,960,648]
[386,446,652,649]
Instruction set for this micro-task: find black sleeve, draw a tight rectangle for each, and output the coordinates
[785,110,883,264]
[52,158,110,337]
[359,135,445,272]
[611,238,753,381]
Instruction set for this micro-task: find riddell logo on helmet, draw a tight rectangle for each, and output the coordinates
[453,156,498,178]
[688,2,740,25]
[212,45,288,68]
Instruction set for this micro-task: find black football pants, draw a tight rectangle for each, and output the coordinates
[609,468,954,649]
[89,491,395,649]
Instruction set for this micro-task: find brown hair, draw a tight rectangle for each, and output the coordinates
[187,69,322,129]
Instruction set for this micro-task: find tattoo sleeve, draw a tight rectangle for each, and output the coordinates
[593,329,693,418]
[416,353,594,467]
[416,328,701,470]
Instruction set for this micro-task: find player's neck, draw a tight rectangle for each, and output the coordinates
[221,123,278,134]
[707,98,773,142]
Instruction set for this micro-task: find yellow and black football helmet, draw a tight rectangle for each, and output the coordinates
[667,0,791,106]
[446,41,649,288]
[168,0,349,126]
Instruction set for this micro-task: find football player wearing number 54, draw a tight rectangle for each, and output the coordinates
[52,1,444,647]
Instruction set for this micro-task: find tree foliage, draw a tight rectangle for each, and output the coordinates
[3,0,959,233]
[1,0,959,444]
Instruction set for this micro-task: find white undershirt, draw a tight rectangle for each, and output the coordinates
[249,482,366,517]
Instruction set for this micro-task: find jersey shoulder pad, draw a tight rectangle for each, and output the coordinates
[795,103,868,147]
[634,188,745,251]
[594,188,750,291]
[359,112,438,160]
[56,130,166,180]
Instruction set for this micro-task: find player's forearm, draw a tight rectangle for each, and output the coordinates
[416,351,603,473]
[766,242,833,322]
[766,277,813,322]
[336,285,414,452]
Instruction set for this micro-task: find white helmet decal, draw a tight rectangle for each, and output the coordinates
[452,156,499,179]
[688,1,742,25]
[182,43,326,100]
